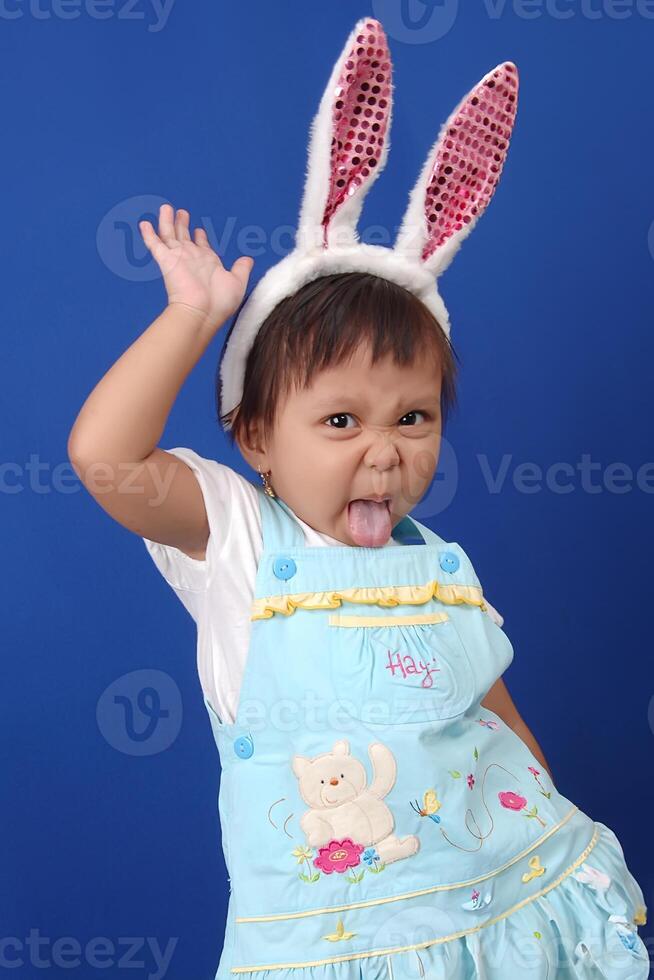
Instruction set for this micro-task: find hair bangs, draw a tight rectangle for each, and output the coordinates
[217,272,459,450]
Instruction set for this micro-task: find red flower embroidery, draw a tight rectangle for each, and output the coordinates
[313,838,364,874]
[467,773,475,790]
[498,791,527,811]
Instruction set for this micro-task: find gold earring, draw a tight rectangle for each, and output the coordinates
[257,465,276,498]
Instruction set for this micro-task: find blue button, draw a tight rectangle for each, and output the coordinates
[233,735,254,759]
[439,551,460,574]
[273,557,296,580]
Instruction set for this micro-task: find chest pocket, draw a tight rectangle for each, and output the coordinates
[326,609,476,726]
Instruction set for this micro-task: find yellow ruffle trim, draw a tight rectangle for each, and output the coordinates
[251,581,486,621]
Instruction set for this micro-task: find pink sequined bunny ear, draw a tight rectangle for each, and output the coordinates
[395,63,519,278]
[296,17,393,252]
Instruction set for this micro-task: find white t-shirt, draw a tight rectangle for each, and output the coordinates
[141,446,503,724]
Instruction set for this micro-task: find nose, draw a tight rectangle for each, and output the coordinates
[364,433,400,470]
[330,777,339,785]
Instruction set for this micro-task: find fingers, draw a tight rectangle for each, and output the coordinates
[192,224,224,265]
[152,203,210,249]
[230,254,255,287]
[175,208,192,242]
[194,226,211,248]
[140,204,230,267]
[138,218,167,261]
[157,203,178,246]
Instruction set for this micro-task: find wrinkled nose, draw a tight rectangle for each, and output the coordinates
[364,433,400,469]
[330,777,339,785]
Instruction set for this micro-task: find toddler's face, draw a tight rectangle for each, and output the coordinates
[247,342,442,547]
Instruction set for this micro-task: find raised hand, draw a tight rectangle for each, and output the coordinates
[139,203,254,332]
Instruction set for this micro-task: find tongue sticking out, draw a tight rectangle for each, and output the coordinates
[347,499,392,547]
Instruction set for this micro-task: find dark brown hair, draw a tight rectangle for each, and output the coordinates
[217,272,459,450]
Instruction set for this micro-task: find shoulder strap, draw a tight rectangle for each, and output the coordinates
[391,514,425,544]
[404,518,482,586]
[256,487,306,551]
[398,514,446,547]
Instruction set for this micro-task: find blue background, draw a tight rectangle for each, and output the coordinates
[3,1,653,977]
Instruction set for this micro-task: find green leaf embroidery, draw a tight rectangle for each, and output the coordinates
[449,770,461,778]
[299,868,320,882]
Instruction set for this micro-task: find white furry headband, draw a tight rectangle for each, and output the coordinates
[219,17,519,427]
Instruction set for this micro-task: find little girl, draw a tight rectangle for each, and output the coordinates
[69,18,649,980]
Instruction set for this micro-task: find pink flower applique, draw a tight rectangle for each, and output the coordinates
[313,838,364,875]
[498,791,527,811]
[499,790,546,827]
[467,773,475,790]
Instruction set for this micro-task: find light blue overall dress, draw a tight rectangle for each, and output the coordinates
[203,489,649,979]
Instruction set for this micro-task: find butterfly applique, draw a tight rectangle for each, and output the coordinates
[410,788,442,823]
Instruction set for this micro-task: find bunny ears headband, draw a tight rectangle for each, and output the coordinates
[219,17,519,427]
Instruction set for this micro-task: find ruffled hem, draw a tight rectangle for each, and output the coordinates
[223,822,649,979]
[251,581,486,621]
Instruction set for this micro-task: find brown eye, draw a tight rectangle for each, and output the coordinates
[325,413,355,429]
[399,411,427,426]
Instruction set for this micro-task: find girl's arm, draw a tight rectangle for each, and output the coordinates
[481,678,554,781]
[68,204,254,559]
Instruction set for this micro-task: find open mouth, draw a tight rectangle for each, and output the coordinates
[347,498,392,521]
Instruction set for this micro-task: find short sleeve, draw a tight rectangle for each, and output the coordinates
[141,446,234,595]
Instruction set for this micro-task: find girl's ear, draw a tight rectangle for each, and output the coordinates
[233,417,266,467]
[394,62,519,279]
[296,17,394,253]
